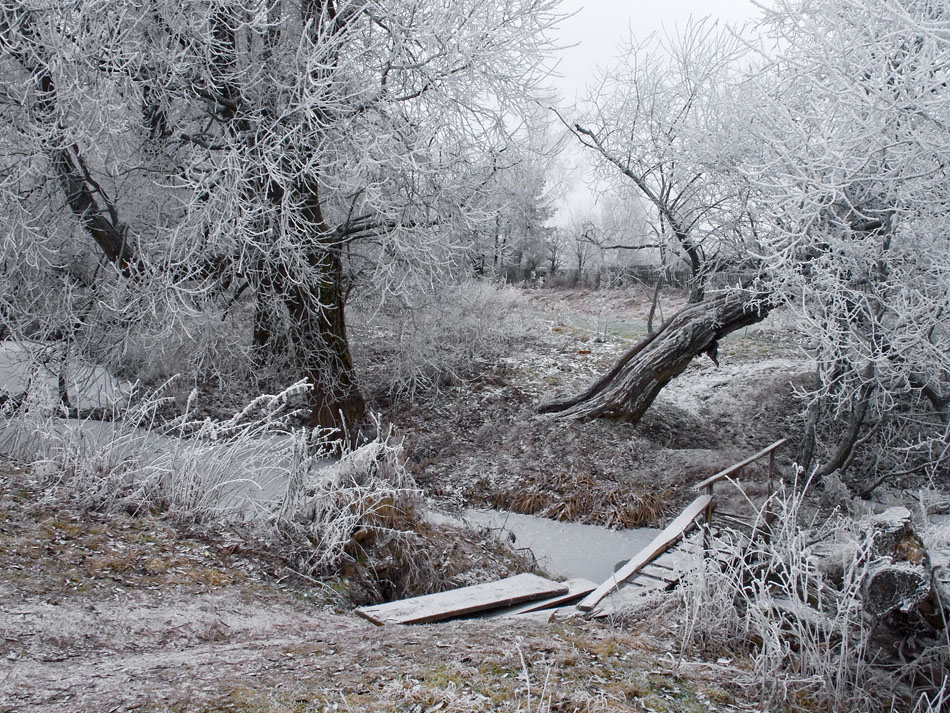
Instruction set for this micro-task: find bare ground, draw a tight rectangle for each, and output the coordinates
[1,285,818,712]
[392,287,812,527]
[0,466,772,713]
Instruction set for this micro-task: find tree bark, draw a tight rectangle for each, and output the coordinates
[538,290,774,421]
[288,251,365,439]
[288,178,365,439]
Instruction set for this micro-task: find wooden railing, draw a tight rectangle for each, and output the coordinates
[694,437,788,547]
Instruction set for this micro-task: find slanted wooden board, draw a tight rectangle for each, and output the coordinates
[577,494,712,612]
[356,573,568,626]
[492,578,598,618]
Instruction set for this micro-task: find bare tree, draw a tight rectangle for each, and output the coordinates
[555,21,747,301]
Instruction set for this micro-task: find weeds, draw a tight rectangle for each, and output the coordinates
[489,472,666,528]
[351,279,534,401]
[672,474,949,712]
[0,381,444,600]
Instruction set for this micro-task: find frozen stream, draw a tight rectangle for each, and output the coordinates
[0,415,661,581]
[1,385,660,583]
[430,508,661,583]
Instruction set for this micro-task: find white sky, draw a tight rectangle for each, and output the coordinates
[550,0,762,101]
[547,0,763,225]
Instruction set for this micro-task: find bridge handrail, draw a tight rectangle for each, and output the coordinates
[693,438,788,493]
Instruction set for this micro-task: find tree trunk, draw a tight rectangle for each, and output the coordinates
[287,251,365,439]
[3,6,136,275]
[292,179,365,439]
[646,277,663,335]
[538,290,774,421]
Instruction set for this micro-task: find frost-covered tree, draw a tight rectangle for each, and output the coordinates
[466,111,561,281]
[540,21,769,422]
[0,0,558,434]
[544,1,950,483]
[738,0,950,481]
[555,21,748,302]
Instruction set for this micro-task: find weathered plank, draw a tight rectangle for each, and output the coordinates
[577,494,712,612]
[493,578,598,618]
[517,605,586,623]
[356,573,568,626]
[636,563,679,585]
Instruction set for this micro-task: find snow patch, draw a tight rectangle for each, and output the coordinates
[0,341,133,411]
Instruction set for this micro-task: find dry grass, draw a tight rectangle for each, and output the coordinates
[0,384,536,605]
[351,279,537,402]
[664,475,950,713]
[0,468,786,713]
[487,472,667,529]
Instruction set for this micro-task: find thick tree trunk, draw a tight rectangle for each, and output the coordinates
[288,252,365,439]
[253,173,366,440]
[293,179,365,438]
[538,290,774,421]
[253,252,365,440]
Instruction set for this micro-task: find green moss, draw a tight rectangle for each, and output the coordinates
[423,661,467,689]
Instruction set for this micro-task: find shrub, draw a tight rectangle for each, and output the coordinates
[0,383,431,594]
[350,278,534,401]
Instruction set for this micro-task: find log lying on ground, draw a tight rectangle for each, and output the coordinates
[539,290,775,421]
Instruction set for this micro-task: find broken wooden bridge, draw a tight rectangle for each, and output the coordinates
[357,439,787,626]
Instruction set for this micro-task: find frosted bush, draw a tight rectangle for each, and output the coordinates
[674,476,947,712]
[352,279,535,400]
[274,422,421,575]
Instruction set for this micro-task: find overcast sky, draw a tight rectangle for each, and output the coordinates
[547,0,763,225]
[550,0,762,101]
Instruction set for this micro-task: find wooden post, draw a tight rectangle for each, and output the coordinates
[768,449,776,492]
[703,484,714,555]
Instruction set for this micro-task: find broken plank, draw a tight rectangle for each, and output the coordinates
[577,494,712,612]
[517,605,586,623]
[636,564,679,585]
[356,573,568,626]
[492,578,598,618]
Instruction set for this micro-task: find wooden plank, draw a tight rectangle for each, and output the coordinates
[577,494,712,612]
[356,573,568,626]
[693,438,788,492]
[638,563,679,584]
[517,605,585,623]
[493,578,598,618]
